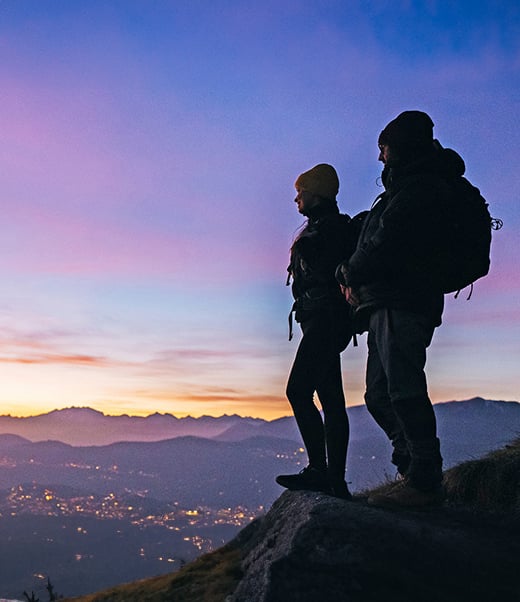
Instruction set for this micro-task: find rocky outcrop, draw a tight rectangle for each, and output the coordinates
[230,490,519,602]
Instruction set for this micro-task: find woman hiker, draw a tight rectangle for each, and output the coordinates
[276,164,358,500]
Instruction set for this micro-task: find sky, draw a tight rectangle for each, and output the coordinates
[0,0,518,420]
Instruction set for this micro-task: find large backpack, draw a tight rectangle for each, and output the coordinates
[434,177,501,297]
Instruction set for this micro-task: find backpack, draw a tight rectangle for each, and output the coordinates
[434,177,502,298]
[349,210,370,244]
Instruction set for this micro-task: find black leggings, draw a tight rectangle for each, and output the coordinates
[286,310,350,479]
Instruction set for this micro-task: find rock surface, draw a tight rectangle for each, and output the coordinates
[229,490,519,602]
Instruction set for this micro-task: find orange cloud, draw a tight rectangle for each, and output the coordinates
[115,385,289,419]
[0,353,113,366]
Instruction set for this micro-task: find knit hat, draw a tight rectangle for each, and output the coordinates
[294,163,339,201]
[378,110,434,152]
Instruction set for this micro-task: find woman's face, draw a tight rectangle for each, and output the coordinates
[294,187,319,216]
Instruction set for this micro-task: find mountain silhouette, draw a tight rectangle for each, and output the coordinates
[0,408,260,445]
[0,398,519,500]
[1,397,518,448]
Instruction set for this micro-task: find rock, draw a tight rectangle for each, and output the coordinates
[230,490,519,602]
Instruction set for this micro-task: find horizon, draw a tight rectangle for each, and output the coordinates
[0,2,518,420]
[1,396,518,422]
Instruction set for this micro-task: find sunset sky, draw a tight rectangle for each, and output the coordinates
[0,1,518,419]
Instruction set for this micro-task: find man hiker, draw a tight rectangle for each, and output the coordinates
[276,164,356,500]
[338,111,468,508]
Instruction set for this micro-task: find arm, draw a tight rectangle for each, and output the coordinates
[346,181,442,287]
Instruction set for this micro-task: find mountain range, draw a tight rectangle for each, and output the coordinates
[0,398,519,500]
[1,396,519,449]
[0,407,261,446]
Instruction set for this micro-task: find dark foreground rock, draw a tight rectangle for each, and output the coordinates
[230,490,519,602]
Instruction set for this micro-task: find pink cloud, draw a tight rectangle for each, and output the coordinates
[0,328,132,368]
[0,353,111,366]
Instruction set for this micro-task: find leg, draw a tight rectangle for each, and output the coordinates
[313,309,352,498]
[314,310,349,481]
[285,317,327,471]
[316,359,349,482]
[373,308,442,491]
[280,312,352,498]
[365,314,410,474]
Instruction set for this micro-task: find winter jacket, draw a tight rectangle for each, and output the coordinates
[288,200,355,324]
[341,145,466,326]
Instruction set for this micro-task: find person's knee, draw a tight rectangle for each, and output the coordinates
[364,390,388,415]
[285,381,297,404]
[391,396,437,440]
[392,396,434,418]
[322,400,348,422]
[286,379,311,408]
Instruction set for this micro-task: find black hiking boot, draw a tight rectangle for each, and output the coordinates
[276,466,331,493]
[328,477,353,501]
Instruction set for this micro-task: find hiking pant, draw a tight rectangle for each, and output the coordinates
[286,310,351,480]
[364,308,443,491]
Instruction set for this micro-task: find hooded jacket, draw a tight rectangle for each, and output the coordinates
[342,144,466,326]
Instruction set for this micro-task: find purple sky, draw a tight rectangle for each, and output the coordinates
[0,1,518,418]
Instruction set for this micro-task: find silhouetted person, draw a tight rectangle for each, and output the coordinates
[276,164,356,499]
[338,111,465,507]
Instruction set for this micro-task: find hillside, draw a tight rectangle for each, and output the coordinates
[63,439,520,602]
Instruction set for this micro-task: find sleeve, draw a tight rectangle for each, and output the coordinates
[346,181,442,287]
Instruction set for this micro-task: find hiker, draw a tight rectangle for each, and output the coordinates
[276,164,357,500]
[337,111,469,508]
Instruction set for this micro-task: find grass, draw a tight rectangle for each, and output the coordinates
[443,437,520,513]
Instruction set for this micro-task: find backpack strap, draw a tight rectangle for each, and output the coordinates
[454,282,473,300]
[288,301,296,341]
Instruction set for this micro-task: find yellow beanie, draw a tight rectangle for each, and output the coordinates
[294,163,339,201]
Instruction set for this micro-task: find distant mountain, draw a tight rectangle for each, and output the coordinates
[433,397,520,463]
[0,398,518,501]
[0,407,265,445]
[214,416,301,442]
[216,397,520,452]
[0,434,30,450]
[1,397,518,447]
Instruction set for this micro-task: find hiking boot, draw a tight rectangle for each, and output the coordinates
[367,481,445,509]
[329,478,353,501]
[276,466,331,493]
